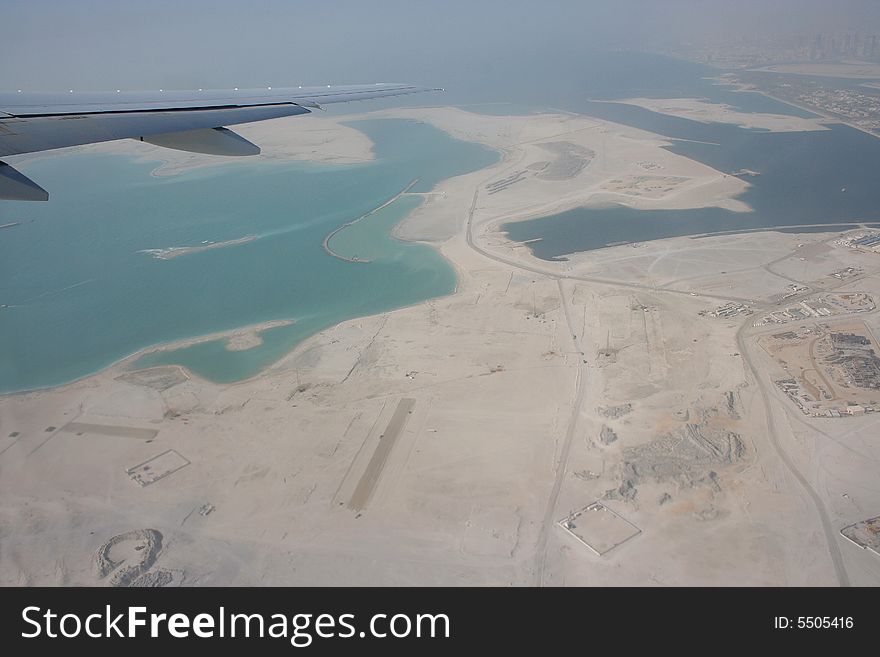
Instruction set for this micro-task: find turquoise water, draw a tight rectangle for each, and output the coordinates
[326,194,424,262]
[0,119,497,392]
[5,51,877,391]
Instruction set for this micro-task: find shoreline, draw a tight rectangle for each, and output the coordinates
[0,318,296,397]
[592,96,829,132]
[134,318,296,356]
[707,71,880,141]
[4,100,878,586]
[1,99,835,397]
[0,103,757,396]
[750,88,880,141]
[322,178,420,263]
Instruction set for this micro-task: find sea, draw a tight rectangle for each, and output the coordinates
[501,55,880,259]
[0,119,496,392]
[2,51,879,392]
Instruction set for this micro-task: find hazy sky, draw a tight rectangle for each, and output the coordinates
[2,0,880,94]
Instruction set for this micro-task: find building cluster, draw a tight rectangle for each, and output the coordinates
[805,32,880,61]
[775,378,872,418]
[754,294,874,327]
[830,267,862,280]
[659,31,880,69]
[779,283,809,302]
[838,232,880,252]
[826,332,880,391]
[776,327,880,417]
[700,301,751,319]
[728,73,880,135]
[841,515,880,555]
[758,301,829,325]
[793,87,880,134]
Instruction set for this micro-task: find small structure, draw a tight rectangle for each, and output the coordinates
[841,516,880,557]
[127,449,190,487]
[558,502,641,556]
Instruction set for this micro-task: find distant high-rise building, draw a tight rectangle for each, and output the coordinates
[812,33,823,60]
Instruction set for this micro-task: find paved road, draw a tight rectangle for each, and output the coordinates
[736,322,851,586]
[462,172,592,585]
[534,280,589,586]
[463,148,857,587]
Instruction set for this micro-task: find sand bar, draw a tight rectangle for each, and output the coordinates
[606,97,829,132]
[2,107,879,587]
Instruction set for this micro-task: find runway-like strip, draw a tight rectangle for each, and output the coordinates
[61,422,158,440]
[348,398,415,511]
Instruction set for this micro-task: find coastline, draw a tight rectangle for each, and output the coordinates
[599,96,829,132]
[708,72,880,141]
[379,106,752,238]
[0,319,297,397]
[135,319,296,355]
[4,101,878,586]
[749,88,880,141]
[322,178,420,262]
[1,105,760,395]
[4,96,859,397]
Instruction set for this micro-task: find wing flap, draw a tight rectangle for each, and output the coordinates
[140,127,261,156]
[0,82,439,199]
[0,104,309,157]
[0,161,49,201]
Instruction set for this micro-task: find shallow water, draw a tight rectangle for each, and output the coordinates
[0,119,497,392]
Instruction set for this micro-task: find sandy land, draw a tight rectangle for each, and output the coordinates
[608,97,829,132]
[752,60,880,79]
[139,319,295,356]
[350,106,750,242]
[223,322,291,352]
[5,113,375,175]
[2,108,879,586]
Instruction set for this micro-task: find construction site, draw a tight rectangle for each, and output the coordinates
[761,321,880,416]
[841,516,880,557]
[837,231,880,253]
[3,107,880,588]
[753,293,875,327]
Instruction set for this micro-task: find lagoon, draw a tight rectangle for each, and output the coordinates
[0,119,497,392]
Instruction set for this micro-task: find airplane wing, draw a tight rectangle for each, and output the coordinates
[0,83,439,200]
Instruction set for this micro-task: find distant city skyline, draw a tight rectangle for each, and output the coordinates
[4,1,880,92]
